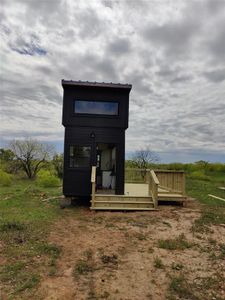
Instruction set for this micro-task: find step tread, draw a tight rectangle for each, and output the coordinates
[158,193,185,198]
[95,195,152,199]
[90,207,156,211]
[92,200,154,204]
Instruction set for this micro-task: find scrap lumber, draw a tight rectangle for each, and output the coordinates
[208,194,225,202]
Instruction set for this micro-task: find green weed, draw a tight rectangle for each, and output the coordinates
[158,233,193,250]
[0,262,40,293]
[168,275,198,300]
[154,257,164,269]
[73,260,94,276]
[191,209,225,233]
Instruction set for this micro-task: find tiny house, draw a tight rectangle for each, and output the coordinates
[62,80,132,198]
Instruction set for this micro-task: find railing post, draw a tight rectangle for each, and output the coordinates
[149,170,159,209]
[155,182,158,209]
[91,166,96,208]
[181,172,185,196]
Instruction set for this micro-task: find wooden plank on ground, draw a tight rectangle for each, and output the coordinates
[208,194,225,202]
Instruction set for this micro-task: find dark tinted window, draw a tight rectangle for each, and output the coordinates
[69,146,91,168]
[74,100,118,115]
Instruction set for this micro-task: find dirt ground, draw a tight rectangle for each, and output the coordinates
[36,202,225,300]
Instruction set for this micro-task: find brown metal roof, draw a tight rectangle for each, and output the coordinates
[62,80,132,89]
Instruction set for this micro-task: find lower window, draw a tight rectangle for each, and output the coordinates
[69,145,91,168]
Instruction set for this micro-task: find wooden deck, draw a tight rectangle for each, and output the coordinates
[91,168,187,211]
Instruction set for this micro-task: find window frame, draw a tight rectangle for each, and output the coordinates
[73,99,119,117]
[68,145,91,169]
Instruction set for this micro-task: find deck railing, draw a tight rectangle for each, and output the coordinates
[125,168,159,208]
[91,166,96,208]
[148,170,159,208]
[91,167,185,209]
[154,170,185,194]
[125,168,148,183]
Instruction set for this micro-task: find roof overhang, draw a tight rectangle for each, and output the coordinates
[62,80,132,90]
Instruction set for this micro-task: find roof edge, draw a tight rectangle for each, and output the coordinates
[62,80,132,90]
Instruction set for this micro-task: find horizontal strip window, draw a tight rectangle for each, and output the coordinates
[74,100,119,116]
[69,145,91,168]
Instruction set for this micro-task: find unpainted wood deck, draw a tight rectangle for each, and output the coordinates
[91,169,187,211]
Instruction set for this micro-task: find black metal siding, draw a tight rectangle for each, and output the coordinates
[62,85,129,129]
[62,82,130,197]
[63,127,125,196]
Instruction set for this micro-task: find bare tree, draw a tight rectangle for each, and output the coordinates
[9,139,54,179]
[132,147,159,170]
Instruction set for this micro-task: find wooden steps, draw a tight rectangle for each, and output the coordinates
[158,193,187,202]
[90,207,156,211]
[91,195,155,210]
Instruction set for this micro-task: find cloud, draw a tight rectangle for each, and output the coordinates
[203,69,225,83]
[107,38,131,55]
[0,0,225,162]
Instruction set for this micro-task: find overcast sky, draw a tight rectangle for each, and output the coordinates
[1,0,225,162]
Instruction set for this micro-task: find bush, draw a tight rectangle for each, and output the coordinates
[36,170,60,188]
[189,170,211,181]
[0,170,12,186]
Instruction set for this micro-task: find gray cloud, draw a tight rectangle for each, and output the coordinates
[0,0,225,161]
[142,14,200,58]
[107,38,131,55]
[207,28,225,61]
[203,69,225,83]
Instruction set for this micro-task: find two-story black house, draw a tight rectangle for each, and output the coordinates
[62,80,132,199]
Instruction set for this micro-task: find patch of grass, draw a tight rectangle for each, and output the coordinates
[0,262,40,294]
[37,243,61,276]
[0,262,25,282]
[158,233,193,250]
[73,260,94,276]
[154,257,164,269]
[191,209,225,233]
[168,275,198,300]
[37,243,61,259]
[0,221,26,232]
[186,173,225,207]
[73,249,95,277]
[0,178,64,296]
[14,274,40,293]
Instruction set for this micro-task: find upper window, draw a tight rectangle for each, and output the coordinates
[74,100,119,116]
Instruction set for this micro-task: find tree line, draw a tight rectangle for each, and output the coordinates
[1,139,225,182]
[0,139,63,179]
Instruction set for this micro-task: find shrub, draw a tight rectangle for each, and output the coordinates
[0,170,12,186]
[189,170,211,181]
[36,170,60,188]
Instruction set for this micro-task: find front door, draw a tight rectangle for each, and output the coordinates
[95,143,116,192]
